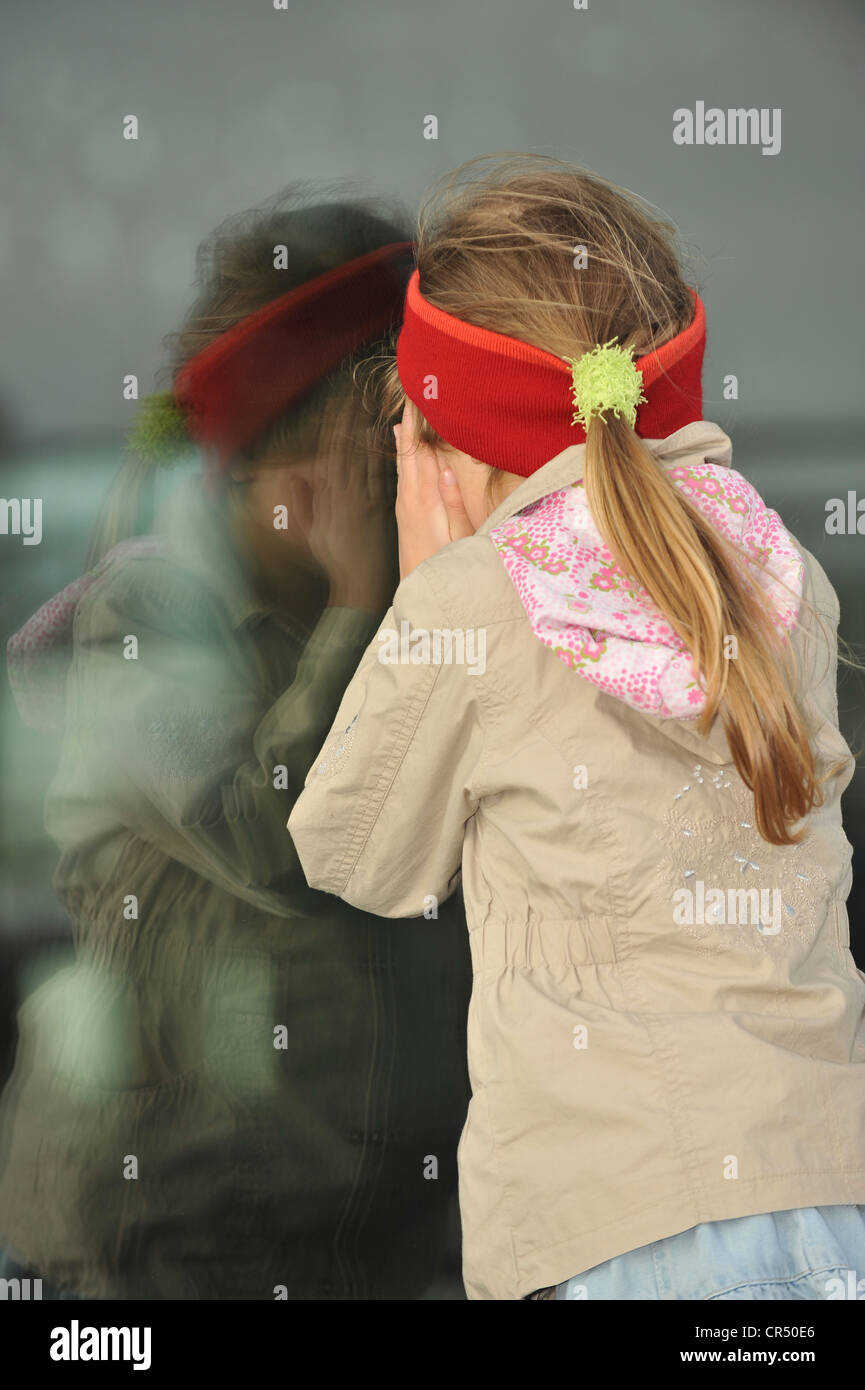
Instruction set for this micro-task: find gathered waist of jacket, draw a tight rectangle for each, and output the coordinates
[467,912,619,974]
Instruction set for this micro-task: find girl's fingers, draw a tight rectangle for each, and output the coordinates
[400,398,419,440]
[311,450,331,497]
[287,474,315,533]
[395,418,439,504]
[393,423,407,502]
[439,467,475,541]
[310,457,336,529]
[365,435,393,504]
[322,397,354,492]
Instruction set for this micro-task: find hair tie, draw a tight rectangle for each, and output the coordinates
[126,391,190,464]
[564,340,647,432]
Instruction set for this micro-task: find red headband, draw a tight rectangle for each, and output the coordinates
[175,240,414,471]
[396,270,706,476]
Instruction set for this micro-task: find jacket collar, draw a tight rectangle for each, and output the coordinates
[477,420,734,538]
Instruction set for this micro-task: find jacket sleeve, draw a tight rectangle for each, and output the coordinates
[288,562,486,918]
[50,556,382,911]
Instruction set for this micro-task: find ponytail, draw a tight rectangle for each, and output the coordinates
[584,414,821,846]
[85,391,191,570]
[84,451,163,571]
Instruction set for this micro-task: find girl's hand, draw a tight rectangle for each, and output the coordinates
[297,426,398,614]
[395,402,474,580]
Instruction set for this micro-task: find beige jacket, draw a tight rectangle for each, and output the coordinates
[288,421,865,1301]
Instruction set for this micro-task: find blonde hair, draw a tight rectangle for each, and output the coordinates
[369,154,829,846]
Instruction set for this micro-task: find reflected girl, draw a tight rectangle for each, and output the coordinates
[0,190,471,1300]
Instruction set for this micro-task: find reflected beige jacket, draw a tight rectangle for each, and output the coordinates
[288,422,865,1301]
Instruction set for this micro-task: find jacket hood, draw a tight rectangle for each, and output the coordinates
[488,424,804,723]
[7,535,165,734]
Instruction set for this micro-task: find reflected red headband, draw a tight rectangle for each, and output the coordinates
[175,240,414,471]
[396,270,707,477]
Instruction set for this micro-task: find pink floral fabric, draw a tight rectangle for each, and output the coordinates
[7,536,164,733]
[489,461,804,721]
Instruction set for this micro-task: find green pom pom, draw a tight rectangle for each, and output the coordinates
[564,339,647,431]
[126,391,190,463]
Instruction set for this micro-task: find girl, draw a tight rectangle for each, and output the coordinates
[0,191,471,1299]
[288,157,865,1301]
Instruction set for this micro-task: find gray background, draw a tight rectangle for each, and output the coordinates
[2,0,864,931]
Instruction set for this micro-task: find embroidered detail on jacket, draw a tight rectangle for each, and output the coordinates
[315,714,358,779]
[655,764,844,956]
